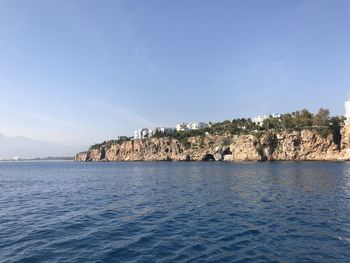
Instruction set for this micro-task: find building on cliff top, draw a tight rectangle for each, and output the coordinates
[252,114,281,126]
[345,93,350,125]
[133,122,208,139]
[134,128,149,140]
[175,122,209,131]
[134,127,175,140]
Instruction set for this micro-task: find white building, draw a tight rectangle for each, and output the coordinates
[134,127,174,139]
[252,115,268,126]
[176,122,209,131]
[150,127,175,136]
[188,122,209,130]
[141,129,149,138]
[176,122,188,131]
[252,114,281,127]
[134,128,149,140]
[157,127,175,134]
[345,93,350,124]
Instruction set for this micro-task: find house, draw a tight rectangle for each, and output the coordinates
[176,122,209,131]
[176,122,188,131]
[252,115,269,126]
[252,114,281,127]
[134,128,149,140]
[148,127,173,137]
[134,127,175,139]
[156,127,175,134]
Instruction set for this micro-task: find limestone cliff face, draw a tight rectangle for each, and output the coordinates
[259,130,341,161]
[75,127,350,162]
[103,138,188,161]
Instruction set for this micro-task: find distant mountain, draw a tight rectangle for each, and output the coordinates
[0,133,84,159]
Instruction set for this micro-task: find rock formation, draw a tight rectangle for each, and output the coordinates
[75,126,350,162]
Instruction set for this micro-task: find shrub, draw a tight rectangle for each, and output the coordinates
[199,137,205,148]
[317,127,330,139]
[180,138,191,150]
[222,137,231,146]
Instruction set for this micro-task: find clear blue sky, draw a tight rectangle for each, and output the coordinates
[1,0,350,148]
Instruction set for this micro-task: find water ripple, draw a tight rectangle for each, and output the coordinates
[1,161,350,262]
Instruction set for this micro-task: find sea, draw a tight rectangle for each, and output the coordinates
[1,161,350,262]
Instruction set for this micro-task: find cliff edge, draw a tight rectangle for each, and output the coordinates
[75,127,350,162]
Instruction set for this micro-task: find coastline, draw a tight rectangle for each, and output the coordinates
[75,128,350,162]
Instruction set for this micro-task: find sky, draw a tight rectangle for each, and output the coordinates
[1,0,350,153]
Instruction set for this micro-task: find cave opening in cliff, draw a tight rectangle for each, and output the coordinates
[202,154,215,161]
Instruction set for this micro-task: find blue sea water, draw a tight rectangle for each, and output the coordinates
[1,161,350,263]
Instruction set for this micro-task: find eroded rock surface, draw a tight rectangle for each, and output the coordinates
[75,126,350,162]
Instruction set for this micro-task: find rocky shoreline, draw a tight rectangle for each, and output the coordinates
[75,126,350,162]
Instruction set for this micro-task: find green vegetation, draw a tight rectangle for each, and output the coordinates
[222,137,231,146]
[199,137,205,148]
[208,118,256,135]
[157,108,343,139]
[89,136,132,150]
[181,139,191,150]
[89,141,106,150]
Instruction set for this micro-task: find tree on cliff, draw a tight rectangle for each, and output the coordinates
[299,109,313,127]
[280,113,293,130]
[313,108,330,127]
[262,115,283,130]
[291,111,301,128]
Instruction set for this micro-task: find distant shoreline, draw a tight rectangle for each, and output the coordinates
[0,157,74,162]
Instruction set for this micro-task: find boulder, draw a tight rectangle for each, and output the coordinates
[213,152,223,161]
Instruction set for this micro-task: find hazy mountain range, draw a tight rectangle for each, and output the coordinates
[0,133,84,159]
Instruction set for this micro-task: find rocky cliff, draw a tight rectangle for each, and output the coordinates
[75,127,350,162]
